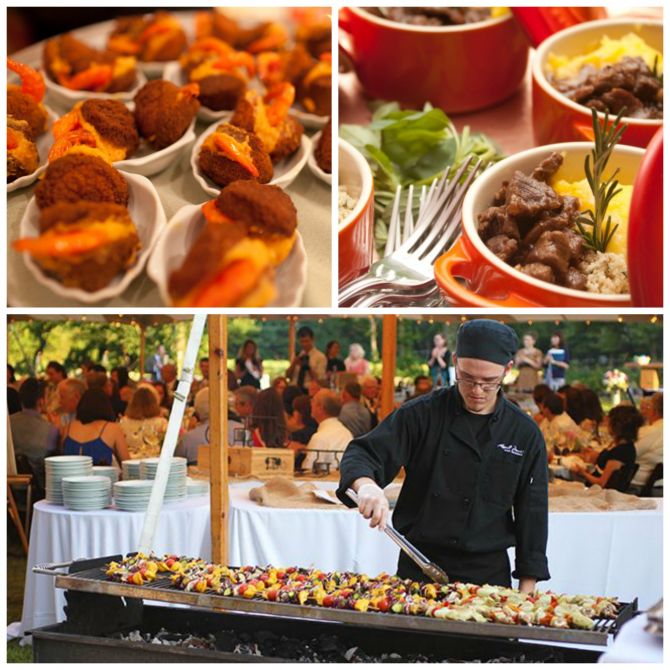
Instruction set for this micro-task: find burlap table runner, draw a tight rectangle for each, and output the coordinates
[249,477,343,508]
[548,481,658,512]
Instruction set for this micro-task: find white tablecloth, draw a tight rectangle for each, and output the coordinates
[18,497,211,636]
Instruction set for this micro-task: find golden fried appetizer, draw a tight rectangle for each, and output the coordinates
[49,99,139,163]
[231,83,303,163]
[7,116,39,183]
[297,53,331,116]
[35,154,129,209]
[194,10,288,53]
[43,33,137,93]
[13,201,140,292]
[257,44,313,89]
[107,12,187,62]
[315,117,331,174]
[180,38,254,111]
[133,80,200,149]
[7,58,48,139]
[199,122,273,187]
[168,180,297,307]
[295,13,332,58]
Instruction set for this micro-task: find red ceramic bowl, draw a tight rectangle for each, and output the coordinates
[435,142,644,307]
[532,19,663,148]
[338,139,374,288]
[339,8,529,114]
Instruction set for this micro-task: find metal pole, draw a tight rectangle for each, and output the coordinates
[137,315,207,554]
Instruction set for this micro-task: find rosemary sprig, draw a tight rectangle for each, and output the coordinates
[574,108,628,253]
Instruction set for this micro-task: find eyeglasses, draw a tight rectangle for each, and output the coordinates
[454,367,504,393]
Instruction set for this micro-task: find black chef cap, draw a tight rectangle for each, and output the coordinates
[456,319,518,366]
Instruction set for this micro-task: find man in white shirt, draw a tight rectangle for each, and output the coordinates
[302,390,353,472]
[632,392,663,488]
[286,326,327,392]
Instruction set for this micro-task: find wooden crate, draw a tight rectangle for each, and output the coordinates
[197,445,293,479]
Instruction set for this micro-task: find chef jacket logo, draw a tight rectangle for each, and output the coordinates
[497,443,524,457]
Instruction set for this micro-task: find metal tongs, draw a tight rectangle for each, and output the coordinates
[346,489,449,585]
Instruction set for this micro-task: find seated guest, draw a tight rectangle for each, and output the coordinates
[631,392,663,489]
[152,381,171,417]
[250,388,288,448]
[62,389,129,466]
[86,369,108,391]
[45,361,67,417]
[345,343,370,377]
[287,395,318,471]
[560,385,586,426]
[160,363,178,402]
[302,390,353,472]
[56,378,86,431]
[176,388,243,464]
[307,378,328,399]
[119,386,169,459]
[233,385,258,423]
[9,378,59,491]
[282,384,304,416]
[339,382,371,437]
[111,367,133,416]
[579,388,606,440]
[8,387,21,415]
[7,363,18,390]
[540,391,582,457]
[408,375,433,400]
[360,376,381,429]
[571,405,643,488]
[272,376,288,396]
[532,383,552,427]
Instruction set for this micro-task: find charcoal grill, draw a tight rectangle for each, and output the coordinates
[30,555,638,663]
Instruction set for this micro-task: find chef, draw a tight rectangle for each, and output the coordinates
[337,319,549,593]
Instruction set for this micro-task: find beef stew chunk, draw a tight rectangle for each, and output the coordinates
[477,151,591,290]
[377,7,493,26]
[550,56,662,120]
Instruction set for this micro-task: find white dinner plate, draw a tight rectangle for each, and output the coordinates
[147,203,307,307]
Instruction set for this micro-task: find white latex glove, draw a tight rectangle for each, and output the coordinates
[357,483,390,531]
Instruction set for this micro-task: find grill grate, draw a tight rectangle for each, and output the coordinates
[53,561,637,647]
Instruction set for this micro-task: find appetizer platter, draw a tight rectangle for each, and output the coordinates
[338,7,663,308]
[7,8,331,307]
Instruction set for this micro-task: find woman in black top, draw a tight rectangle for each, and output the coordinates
[326,341,345,376]
[235,340,263,389]
[572,405,642,487]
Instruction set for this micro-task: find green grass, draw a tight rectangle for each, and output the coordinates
[7,525,32,663]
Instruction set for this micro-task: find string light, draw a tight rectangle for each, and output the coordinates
[586,320,591,326]
[460,316,467,322]
[617,317,624,323]
[527,320,533,325]
[428,319,434,325]
[650,316,658,324]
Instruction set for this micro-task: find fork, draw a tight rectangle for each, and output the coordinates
[351,282,448,308]
[338,157,481,307]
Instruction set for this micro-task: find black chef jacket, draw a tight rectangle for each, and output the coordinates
[336,386,550,583]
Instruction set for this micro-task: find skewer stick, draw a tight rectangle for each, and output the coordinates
[137,315,207,554]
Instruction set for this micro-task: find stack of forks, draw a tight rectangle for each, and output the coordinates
[338,157,482,308]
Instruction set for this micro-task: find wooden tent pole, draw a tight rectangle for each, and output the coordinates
[138,323,146,380]
[380,315,397,421]
[288,317,296,365]
[208,315,229,564]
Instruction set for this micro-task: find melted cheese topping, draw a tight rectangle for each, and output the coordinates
[547,33,663,80]
[551,177,632,256]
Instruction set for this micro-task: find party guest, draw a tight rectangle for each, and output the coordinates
[631,392,663,489]
[235,339,263,389]
[120,386,168,459]
[56,377,86,430]
[339,382,371,438]
[250,388,288,448]
[544,333,569,391]
[303,390,353,472]
[325,340,346,377]
[514,333,543,392]
[427,333,450,387]
[286,326,327,392]
[345,343,370,377]
[360,376,381,429]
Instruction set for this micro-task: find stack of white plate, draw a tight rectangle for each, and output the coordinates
[92,466,119,486]
[140,457,187,502]
[122,460,142,480]
[186,477,209,497]
[113,480,154,511]
[62,476,112,511]
[45,456,93,504]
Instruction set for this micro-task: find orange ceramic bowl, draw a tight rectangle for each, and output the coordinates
[434,142,644,307]
[532,19,662,148]
[339,8,528,114]
[338,139,374,288]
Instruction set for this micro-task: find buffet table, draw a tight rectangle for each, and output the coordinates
[16,497,211,637]
[14,485,662,639]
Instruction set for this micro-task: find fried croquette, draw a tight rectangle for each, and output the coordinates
[199,123,273,187]
[108,12,187,62]
[217,179,297,238]
[133,80,200,149]
[301,77,330,117]
[7,87,48,139]
[80,99,140,155]
[270,116,303,163]
[315,117,331,174]
[35,154,129,209]
[296,23,331,59]
[19,201,141,292]
[197,74,245,111]
[7,116,39,183]
[43,33,137,93]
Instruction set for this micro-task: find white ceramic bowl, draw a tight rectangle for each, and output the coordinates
[435,142,643,307]
[147,203,307,307]
[115,114,196,177]
[191,119,310,196]
[7,106,58,193]
[17,170,166,304]
[138,59,179,79]
[306,131,332,185]
[43,68,148,110]
[291,108,329,130]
